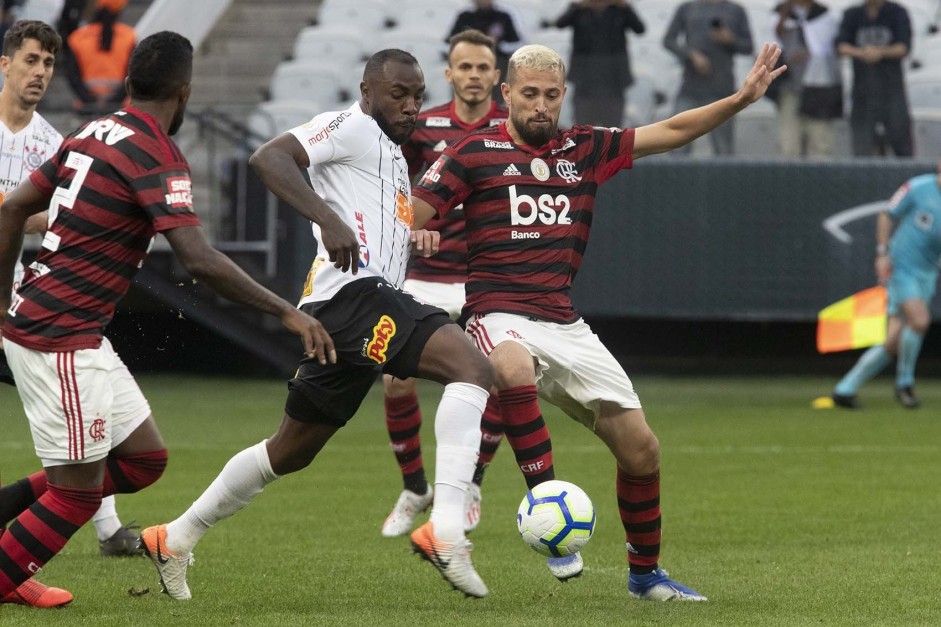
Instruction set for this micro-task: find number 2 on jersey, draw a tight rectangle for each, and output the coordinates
[43,151,93,252]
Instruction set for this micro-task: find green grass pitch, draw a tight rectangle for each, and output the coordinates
[2,375,940,626]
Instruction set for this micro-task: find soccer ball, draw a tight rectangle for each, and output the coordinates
[516,480,595,558]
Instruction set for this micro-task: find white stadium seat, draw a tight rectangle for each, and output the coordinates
[376,29,447,74]
[270,60,346,107]
[317,0,390,32]
[293,26,368,68]
[247,100,321,146]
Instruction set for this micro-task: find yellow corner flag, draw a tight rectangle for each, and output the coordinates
[816,286,887,353]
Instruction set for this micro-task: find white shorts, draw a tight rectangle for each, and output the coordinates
[465,313,641,428]
[402,278,465,320]
[4,337,152,467]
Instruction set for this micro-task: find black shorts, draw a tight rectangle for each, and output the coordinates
[285,278,451,427]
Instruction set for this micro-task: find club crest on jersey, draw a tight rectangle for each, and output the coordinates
[24,148,44,170]
[556,160,581,183]
[426,117,451,127]
[365,314,397,363]
[164,176,193,209]
[530,158,550,181]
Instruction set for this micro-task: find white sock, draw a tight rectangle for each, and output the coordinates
[429,382,488,542]
[93,495,122,541]
[165,440,279,555]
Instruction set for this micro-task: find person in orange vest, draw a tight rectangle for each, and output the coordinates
[63,0,134,114]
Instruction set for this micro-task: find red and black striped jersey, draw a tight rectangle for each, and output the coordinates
[413,123,634,323]
[4,107,201,352]
[402,100,507,283]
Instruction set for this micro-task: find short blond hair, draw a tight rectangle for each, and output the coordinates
[506,44,565,84]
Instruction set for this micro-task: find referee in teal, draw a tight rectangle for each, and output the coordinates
[833,161,941,409]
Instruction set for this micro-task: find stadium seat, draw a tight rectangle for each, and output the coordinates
[293,26,368,68]
[376,29,446,74]
[912,107,941,159]
[529,28,572,62]
[907,77,941,110]
[388,0,462,32]
[246,100,321,146]
[269,60,346,107]
[732,101,780,157]
[317,0,390,32]
[422,61,453,106]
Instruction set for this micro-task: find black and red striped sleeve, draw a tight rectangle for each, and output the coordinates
[129,163,201,232]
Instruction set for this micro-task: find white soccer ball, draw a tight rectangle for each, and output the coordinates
[517,480,595,558]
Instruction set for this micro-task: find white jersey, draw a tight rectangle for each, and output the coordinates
[0,111,62,292]
[289,102,413,305]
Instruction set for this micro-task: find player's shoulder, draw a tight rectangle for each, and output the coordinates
[906,173,938,194]
[28,111,62,142]
[449,124,508,153]
[293,104,363,141]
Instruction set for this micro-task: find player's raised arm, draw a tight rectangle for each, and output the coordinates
[249,132,360,274]
[633,43,786,159]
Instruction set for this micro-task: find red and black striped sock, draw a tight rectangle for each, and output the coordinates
[617,467,661,575]
[0,472,46,527]
[0,482,101,596]
[384,393,428,494]
[0,449,167,529]
[472,395,504,486]
[498,385,554,489]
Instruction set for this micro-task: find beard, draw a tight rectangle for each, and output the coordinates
[511,112,557,148]
[372,109,413,145]
[168,106,185,136]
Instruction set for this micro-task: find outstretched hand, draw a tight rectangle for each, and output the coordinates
[738,43,787,105]
[282,309,337,365]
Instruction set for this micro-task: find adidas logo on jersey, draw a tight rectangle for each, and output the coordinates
[503,164,521,176]
[433,140,447,152]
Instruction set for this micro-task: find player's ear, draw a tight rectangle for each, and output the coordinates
[179,82,192,105]
[359,80,369,106]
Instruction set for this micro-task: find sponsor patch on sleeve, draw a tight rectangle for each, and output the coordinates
[164,175,194,211]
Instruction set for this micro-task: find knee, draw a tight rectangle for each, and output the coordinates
[110,448,168,493]
[909,316,930,335]
[265,433,317,476]
[616,430,660,475]
[383,373,416,398]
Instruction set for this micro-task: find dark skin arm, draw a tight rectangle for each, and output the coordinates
[0,179,335,363]
[249,133,360,274]
[163,225,335,363]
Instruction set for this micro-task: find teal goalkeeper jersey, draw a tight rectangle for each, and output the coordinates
[886,173,941,273]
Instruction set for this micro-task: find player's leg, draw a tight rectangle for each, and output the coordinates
[142,359,372,600]
[381,374,433,537]
[0,339,122,606]
[832,315,899,409]
[396,318,493,597]
[593,404,705,601]
[464,394,504,533]
[467,316,555,490]
[895,297,930,408]
[0,345,143,556]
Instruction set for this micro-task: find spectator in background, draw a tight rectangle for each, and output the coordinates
[663,0,753,155]
[549,0,645,128]
[837,0,913,157]
[446,0,525,101]
[63,0,133,114]
[771,0,842,158]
